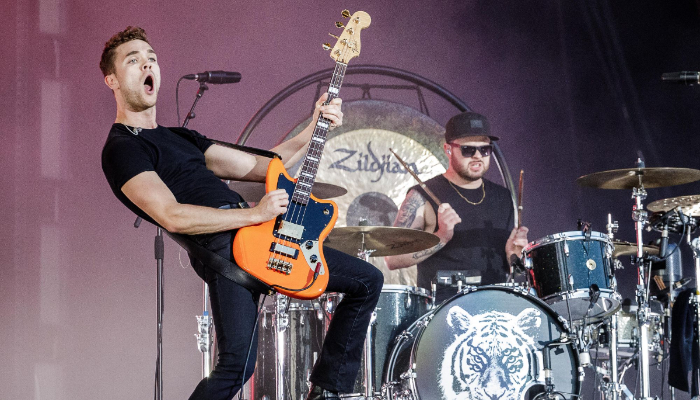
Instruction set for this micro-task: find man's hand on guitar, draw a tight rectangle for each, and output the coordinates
[254,189,289,223]
[313,93,343,130]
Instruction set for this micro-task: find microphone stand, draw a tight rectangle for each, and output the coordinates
[180,81,216,378]
[132,216,165,400]
[131,80,214,398]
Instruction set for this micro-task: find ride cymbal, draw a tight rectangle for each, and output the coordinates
[228,181,347,202]
[576,168,700,189]
[325,226,440,257]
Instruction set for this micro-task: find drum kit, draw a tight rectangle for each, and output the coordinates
[238,162,700,400]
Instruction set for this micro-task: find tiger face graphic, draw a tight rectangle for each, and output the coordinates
[439,306,542,400]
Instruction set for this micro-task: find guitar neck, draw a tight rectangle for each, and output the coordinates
[292,62,347,205]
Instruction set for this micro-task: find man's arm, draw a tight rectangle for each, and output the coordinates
[121,171,288,235]
[204,94,342,182]
[384,189,461,269]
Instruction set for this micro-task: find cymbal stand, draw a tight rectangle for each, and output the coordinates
[602,214,622,400]
[631,168,653,400]
[353,233,376,399]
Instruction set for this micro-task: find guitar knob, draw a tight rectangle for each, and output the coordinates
[305,240,314,249]
[335,21,345,28]
[322,43,332,51]
[341,9,350,18]
[310,255,318,263]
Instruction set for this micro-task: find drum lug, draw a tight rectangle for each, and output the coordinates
[459,285,477,295]
[400,367,417,380]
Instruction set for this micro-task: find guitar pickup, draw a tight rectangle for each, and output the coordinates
[269,242,299,259]
[277,220,304,240]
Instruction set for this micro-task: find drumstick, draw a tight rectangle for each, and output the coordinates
[517,170,524,228]
[389,148,442,205]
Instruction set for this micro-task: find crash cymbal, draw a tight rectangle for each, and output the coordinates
[325,226,440,257]
[612,240,659,258]
[228,181,347,202]
[576,167,700,189]
[647,195,700,216]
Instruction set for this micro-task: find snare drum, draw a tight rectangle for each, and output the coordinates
[524,231,620,321]
[384,286,581,400]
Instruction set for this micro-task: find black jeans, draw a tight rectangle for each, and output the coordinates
[187,231,383,400]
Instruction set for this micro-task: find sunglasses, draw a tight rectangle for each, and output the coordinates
[448,143,493,157]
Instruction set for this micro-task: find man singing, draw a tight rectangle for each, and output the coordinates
[100,26,382,400]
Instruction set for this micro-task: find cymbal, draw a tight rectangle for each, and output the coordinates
[647,195,700,216]
[228,181,347,202]
[612,240,659,258]
[576,167,700,189]
[325,226,440,257]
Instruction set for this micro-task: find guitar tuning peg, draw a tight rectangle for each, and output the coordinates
[341,9,351,18]
[322,43,332,51]
[335,21,345,28]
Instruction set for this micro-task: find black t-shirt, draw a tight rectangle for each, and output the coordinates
[412,175,514,300]
[101,124,243,225]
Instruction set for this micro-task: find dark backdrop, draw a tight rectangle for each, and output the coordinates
[2,0,699,398]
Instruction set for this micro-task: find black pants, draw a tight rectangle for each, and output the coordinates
[188,231,383,400]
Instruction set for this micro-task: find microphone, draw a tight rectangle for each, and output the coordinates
[183,71,242,84]
[661,71,700,85]
[588,284,600,312]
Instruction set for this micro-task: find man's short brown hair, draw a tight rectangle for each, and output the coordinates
[99,26,150,77]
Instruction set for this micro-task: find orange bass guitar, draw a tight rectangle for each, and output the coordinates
[233,10,371,299]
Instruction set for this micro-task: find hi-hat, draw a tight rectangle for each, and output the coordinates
[612,240,659,258]
[647,195,700,216]
[576,167,700,189]
[228,181,347,202]
[325,226,440,257]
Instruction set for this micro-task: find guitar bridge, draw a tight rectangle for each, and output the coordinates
[267,257,293,275]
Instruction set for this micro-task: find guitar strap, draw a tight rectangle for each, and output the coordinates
[168,127,281,159]
[166,231,274,295]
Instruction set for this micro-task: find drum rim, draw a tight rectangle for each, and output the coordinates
[381,284,432,297]
[543,289,622,321]
[524,230,611,252]
[386,285,582,399]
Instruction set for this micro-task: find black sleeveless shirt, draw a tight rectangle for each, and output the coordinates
[412,175,514,299]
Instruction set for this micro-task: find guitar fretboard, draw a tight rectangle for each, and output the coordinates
[291,62,347,205]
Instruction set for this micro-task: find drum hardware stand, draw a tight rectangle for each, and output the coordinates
[534,338,579,400]
[362,311,377,399]
[630,160,654,400]
[275,294,290,400]
[195,282,214,377]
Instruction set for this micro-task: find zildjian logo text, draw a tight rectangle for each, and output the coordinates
[329,142,421,183]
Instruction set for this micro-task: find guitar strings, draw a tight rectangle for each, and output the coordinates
[268,52,349,288]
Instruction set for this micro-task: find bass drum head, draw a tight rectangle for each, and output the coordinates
[411,286,580,400]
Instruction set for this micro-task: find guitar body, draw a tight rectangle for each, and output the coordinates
[233,158,338,299]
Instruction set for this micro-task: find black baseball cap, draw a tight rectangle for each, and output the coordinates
[445,112,499,142]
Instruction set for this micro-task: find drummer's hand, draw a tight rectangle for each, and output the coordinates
[435,203,461,242]
[506,226,529,259]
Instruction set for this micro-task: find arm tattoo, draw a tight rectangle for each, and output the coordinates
[412,242,445,259]
[394,190,426,228]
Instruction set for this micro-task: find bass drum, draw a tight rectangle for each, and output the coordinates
[384,286,581,400]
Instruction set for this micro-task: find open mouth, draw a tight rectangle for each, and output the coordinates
[144,75,154,94]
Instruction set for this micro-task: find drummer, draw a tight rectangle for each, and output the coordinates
[385,111,529,302]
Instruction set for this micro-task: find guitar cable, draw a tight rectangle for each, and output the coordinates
[269,261,323,292]
[237,293,268,400]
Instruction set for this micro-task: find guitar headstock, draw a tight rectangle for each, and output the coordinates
[323,10,371,64]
